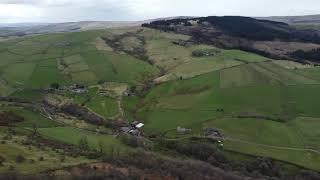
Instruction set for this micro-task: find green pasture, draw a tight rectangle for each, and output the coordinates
[204,117,320,171]
[39,127,125,153]
[86,96,119,119]
[0,106,60,128]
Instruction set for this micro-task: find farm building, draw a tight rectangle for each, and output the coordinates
[131,121,144,128]
[70,84,88,94]
[204,127,223,140]
[120,121,145,136]
[135,123,144,129]
[192,49,220,57]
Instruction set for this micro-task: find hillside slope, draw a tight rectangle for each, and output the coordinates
[1,22,320,179]
[142,16,320,63]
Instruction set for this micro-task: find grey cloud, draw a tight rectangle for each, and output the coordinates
[0,0,82,7]
[0,0,40,4]
[0,0,320,23]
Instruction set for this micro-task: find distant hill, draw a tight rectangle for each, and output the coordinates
[257,14,320,25]
[142,16,320,63]
[3,15,320,62]
[0,21,144,37]
[0,17,198,38]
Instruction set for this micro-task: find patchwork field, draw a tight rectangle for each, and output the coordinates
[142,28,272,82]
[0,30,160,97]
[132,59,320,170]
[204,117,320,170]
[1,26,320,174]
[38,127,125,153]
[85,95,119,119]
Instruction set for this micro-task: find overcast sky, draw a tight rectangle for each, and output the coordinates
[0,0,320,23]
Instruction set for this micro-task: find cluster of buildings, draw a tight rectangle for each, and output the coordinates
[69,84,88,94]
[192,49,221,57]
[48,83,88,94]
[175,126,224,145]
[204,127,223,141]
[120,121,145,136]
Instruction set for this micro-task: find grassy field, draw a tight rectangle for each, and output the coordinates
[81,51,159,85]
[66,87,119,119]
[38,127,125,154]
[137,66,320,132]
[2,26,320,172]
[85,96,119,118]
[0,106,60,128]
[0,29,159,96]
[142,28,272,82]
[10,89,46,101]
[132,59,320,170]
[252,62,319,85]
[220,64,274,88]
[204,117,320,170]
[294,67,320,81]
[28,59,71,88]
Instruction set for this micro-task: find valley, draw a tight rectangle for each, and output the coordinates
[1,18,320,179]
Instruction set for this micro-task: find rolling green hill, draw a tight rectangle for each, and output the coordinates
[1,25,320,177]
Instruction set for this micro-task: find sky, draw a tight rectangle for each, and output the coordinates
[0,0,320,23]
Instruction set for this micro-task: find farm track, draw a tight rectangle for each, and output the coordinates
[118,96,124,118]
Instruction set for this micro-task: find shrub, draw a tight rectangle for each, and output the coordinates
[246,157,282,178]
[8,165,15,171]
[0,111,25,126]
[176,143,216,161]
[296,170,320,180]
[50,83,60,89]
[121,135,139,148]
[60,156,65,162]
[78,136,89,150]
[98,80,105,84]
[15,155,26,163]
[38,156,44,161]
[0,156,5,166]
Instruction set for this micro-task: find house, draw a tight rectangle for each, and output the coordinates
[131,121,144,129]
[120,126,142,136]
[135,123,144,129]
[120,121,144,136]
[177,126,192,133]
